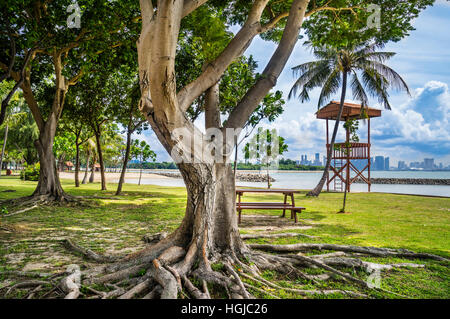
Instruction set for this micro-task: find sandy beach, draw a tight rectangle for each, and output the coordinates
[58,171,172,183]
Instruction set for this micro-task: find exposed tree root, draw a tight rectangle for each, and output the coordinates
[248,243,449,262]
[244,282,280,299]
[224,262,251,299]
[0,270,58,279]
[241,232,317,240]
[320,257,425,273]
[0,225,16,232]
[182,275,208,299]
[1,193,87,218]
[1,193,78,207]
[61,238,119,263]
[59,264,82,299]
[3,204,39,217]
[142,232,168,244]
[142,285,163,299]
[4,280,49,297]
[118,278,152,299]
[3,233,447,299]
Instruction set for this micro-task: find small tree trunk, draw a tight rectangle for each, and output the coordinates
[307,71,348,197]
[89,165,95,183]
[138,155,143,186]
[116,132,132,195]
[82,150,90,184]
[0,123,8,177]
[75,142,80,187]
[341,187,348,212]
[94,130,107,190]
[233,141,238,177]
[89,154,95,183]
[340,132,350,212]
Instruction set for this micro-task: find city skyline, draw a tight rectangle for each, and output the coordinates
[289,152,450,171]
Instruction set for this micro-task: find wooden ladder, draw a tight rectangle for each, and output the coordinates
[334,158,344,192]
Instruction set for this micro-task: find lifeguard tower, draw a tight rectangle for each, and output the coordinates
[316,101,382,192]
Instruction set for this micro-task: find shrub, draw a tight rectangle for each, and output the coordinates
[20,163,40,181]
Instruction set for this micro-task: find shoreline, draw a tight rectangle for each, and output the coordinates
[4,172,448,198]
[56,171,450,186]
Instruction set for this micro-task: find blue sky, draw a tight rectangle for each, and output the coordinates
[137,1,450,166]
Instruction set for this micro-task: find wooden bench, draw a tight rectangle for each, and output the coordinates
[236,203,305,224]
[236,189,305,224]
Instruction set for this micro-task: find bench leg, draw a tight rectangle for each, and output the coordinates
[282,194,287,218]
[238,209,242,224]
[290,193,296,219]
[294,209,304,223]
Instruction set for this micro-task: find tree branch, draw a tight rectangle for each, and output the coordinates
[225,0,310,130]
[306,5,363,17]
[177,0,271,113]
[68,69,84,86]
[0,49,35,126]
[204,82,221,129]
[140,0,154,27]
[182,0,209,18]
[260,11,289,33]
[0,35,16,82]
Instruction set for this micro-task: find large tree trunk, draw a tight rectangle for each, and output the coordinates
[94,130,107,190]
[172,162,245,264]
[32,118,66,200]
[0,123,8,176]
[115,131,132,195]
[307,71,348,197]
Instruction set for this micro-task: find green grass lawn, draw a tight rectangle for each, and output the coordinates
[0,176,449,299]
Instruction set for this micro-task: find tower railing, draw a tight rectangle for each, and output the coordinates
[327,142,370,160]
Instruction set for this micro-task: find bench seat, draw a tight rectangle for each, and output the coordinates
[237,202,293,206]
[236,204,305,223]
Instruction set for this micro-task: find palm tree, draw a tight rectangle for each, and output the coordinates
[81,138,96,184]
[289,42,410,208]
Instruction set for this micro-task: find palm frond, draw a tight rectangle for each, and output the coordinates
[354,42,384,57]
[350,71,369,107]
[361,68,392,110]
[288,61,331,101]
[362,51,396,63]
[317,68,341,109]
[291,60,326,78]
[360,60,410,95]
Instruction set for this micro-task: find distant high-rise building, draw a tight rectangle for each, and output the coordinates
[384,157,390,171]
[424,158,434,170]
[398,161,407,170]
[410,161,420,169]
[374,156,385,171]
[323,156,326,167]
[314,153,320,166]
